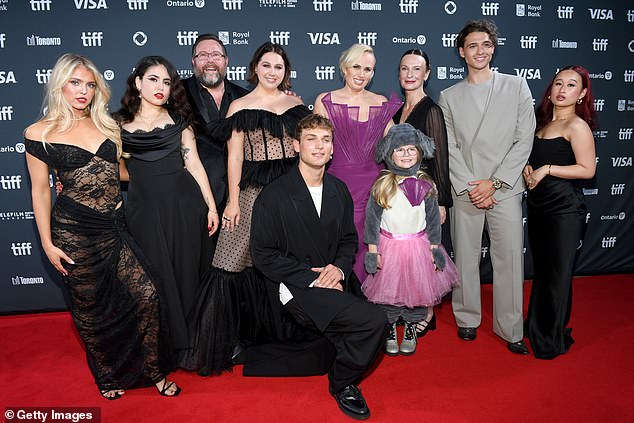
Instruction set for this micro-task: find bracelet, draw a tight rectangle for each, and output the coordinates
[548,165,552,175]
[209,210,218,214]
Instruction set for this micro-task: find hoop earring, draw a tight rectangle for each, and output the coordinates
[548,95,551,101]
[577,98,583,104]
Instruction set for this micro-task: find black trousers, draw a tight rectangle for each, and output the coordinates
[284,295,387,392]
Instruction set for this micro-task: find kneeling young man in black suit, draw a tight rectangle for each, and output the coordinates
[251,114,386,420]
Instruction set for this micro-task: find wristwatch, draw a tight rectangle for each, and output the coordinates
[491,177,502,190]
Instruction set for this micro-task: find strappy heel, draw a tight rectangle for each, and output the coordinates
[415,314,437,338]
[100,389,123,400]
[156,379,181,397]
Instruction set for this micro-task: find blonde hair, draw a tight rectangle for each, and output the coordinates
[371,169,436,209]
[40,53,123,158]
[338,43,375,77]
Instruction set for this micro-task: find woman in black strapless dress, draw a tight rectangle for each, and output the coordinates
[523,66,597,359]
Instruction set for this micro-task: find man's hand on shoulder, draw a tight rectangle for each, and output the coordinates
[311,264,344,291]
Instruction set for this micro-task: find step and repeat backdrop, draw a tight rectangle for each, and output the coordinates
[1,0,632,313]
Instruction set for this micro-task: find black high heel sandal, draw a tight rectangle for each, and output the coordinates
[100,390,123,401]
[156,379,182,397]
[415,314,437,338]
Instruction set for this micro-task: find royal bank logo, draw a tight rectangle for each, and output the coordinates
[26,34,62,46]
[442,33,458,47]
[601,237,616,248]
[30,0,52,11]
[582,188,598,196]
[11,242,32,256]
[399,0,418,13]
[11,275,44,285]
[81,31,103,47]
[177,31,198,46]
[315,66,336,80]
[437,66,464,80]
[0,33,6,48]
[313,0,332,11]
[557,5,573,19]
[481,2,499,16]
[593,130,608,139]
[594,99,605,112]
[516,4,541,17]
[74,0,107,8]
[617,99,634,112]
[520,35,538,49]
[619,128,633,140]
[351,1,381,11]
[0,105,13,120]
[612,156,632,167]
[552,38,577,49]
[625,70,634,83]
[222,0,242,10]
[592,38,608,52]
[307,32,340,45]
[128,0,148,9]
[0,211,35,220]
[444,1,457,14]
[35,69,52,84]
[219,31,249,46]
[357,32,377,46]
[588,8,613,20]
[133,31,147,46]
[260,0,297,7]
[227,66,247,81]
[270,31,290,45]
[610,183,625,195]
[514,68,541,79]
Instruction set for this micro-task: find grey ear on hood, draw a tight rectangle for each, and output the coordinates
[375,129,395,163]
[415,130,436,160]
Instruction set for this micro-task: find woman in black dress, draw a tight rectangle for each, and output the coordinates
[393,49,453,338]
[24,53,180,399]
[523,65,596,359]
[114,56,219,355]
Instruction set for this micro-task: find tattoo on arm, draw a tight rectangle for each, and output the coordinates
[181,145,191,161]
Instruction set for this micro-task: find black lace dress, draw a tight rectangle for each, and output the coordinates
[122,115,209,352]
[25,138,173,391]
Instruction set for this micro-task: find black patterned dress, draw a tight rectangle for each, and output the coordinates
[25,138,173,391]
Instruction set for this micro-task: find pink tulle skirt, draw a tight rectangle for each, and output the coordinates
[362,229,460,308]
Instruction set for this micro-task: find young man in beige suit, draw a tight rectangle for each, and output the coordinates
[438,20,535,354]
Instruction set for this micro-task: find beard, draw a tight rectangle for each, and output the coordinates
[195,66,225,89]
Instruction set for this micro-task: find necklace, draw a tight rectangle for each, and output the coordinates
[138,110,164,130]
[71,114,88,121]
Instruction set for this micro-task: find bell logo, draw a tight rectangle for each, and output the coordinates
[514,68,541,79]
[588,8,613,20]
[444,1,457,14]
[222,0,243,10]
[0,105,13,120]
[177,31,198,46]
[0,71,17,84]
[601,237,617,248]
[399,0,418,14]
[11,242,33,256]
[557,5,574,19]
[619,128,633,140]
[611,183,625,195]
[611,157,632,167]
[270,31,291,45]
[313,0,333,11]
[307,32,340,45]
[30,0,52,11]
[74,0,107,8]
[357,32,377,46]
[0,175,22,189]
[315,66,335,80]
[127,0,148,9]
[227,66,247,81]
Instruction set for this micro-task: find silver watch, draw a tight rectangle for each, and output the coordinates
[491,177,502,190]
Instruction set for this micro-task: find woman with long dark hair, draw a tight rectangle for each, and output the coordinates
[114,56,218,356]
[523,65,596,359]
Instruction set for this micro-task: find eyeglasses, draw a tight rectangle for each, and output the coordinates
[194,51,226,61]
[393,147,419,157]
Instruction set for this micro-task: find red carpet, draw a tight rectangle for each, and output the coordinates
[2,274,633,423]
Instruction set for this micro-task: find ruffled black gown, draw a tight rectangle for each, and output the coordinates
[25,138,173,391]
[525,136,587,359]
[122,115,210,351]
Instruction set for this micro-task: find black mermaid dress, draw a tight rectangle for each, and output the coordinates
[25,138,173,391]
[525,136,587,359]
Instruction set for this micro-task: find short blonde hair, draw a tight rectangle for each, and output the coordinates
[40,53,122,158]
[338,43,375,77]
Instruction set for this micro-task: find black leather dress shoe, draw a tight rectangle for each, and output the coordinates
[330,385,370,420]
[457,327,477,341]
[507,340,530,355]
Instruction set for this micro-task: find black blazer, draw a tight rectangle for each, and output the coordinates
[251,165,361,331]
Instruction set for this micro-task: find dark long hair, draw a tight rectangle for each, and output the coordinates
[247,42,292,91]
[114,55,192,124]
[536,65,596,132]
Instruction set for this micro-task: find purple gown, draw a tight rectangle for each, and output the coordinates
[321,92,402,282]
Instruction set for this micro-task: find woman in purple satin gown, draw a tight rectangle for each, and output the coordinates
[314,43,402,282]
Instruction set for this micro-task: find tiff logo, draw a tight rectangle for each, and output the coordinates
[588,8,613,20]
[0,105,13,120]
[177,31,198,46]
[585,213,591,224]
[594,99,605,111]
[592,38,608,51]
[227,66,247,81]
[11,242,33,256]
[357,32,377,46]
[0,33,5,49]
[222,0,243,10]
[611,183,625,195]
[619,128,633,140]
[81,32,103,47]
[442,33,458,47]
[480,247,488,258]
[520,35,538,49]
[624,70,634,83]
[0,175,22,189]
[481,2,499,16]
[36,69,52,84]
[601,237,616,248]
[313,0,333,11]
[628,10,634,22]
[127,0,148,9]
[30,0,52,11]
[315,66,336,80]
[557,5,574,19]
[270,31,291,45]
[399,0,418,13]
